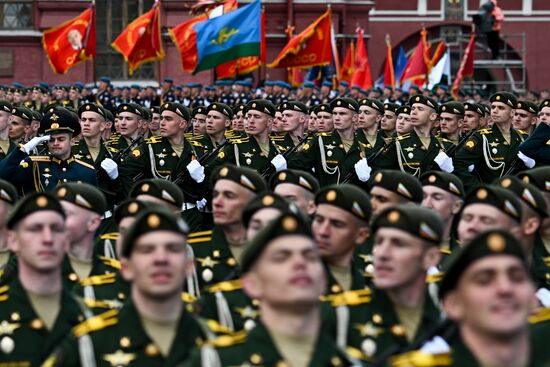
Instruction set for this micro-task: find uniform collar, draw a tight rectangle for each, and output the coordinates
[51,156,75,165]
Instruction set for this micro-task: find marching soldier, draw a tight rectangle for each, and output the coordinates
[234,80,252,105]
[45,208,213,366]
[454,92,530,191]
[381,102,399,138]
[187,212,361,366]
[391,230,550,366]
[0,193,93,365]
[191,106,207,137]
[149,106,161,136]
[314,103,334,133]
[0,179,17,269]
[356,98,387,157]
[519,100,550,166]
[189,164,266,289]
[231,104,246,137]
[323,205,443,363]
[513,100,538,135]
[9,105,33,145]
[280,101,310,147]
[395,105,413,136]
[271,168,319,218]
[0,109,97,194]
[192,102,232,154]
[312,184,371,294]
[462,102,484,134]
[160,77,176,104]
[0,101,15,160]
[95,76,113,112]
[420,171,465,267]
[437,102,464,150]
[289,97,369,187]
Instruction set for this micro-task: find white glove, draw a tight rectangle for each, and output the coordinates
[517,151,536,169]
[196,198,208,210]
[101,158,119,180]
[22,135,50,154]
[354,158,372,182]
[468,164,475,172]
[270,154,287,172]
[186,159,205,183]
[434,151,454,173]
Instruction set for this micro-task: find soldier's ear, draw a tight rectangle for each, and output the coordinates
[120,258,135,282]
[242,272,262,300]
[442,292,464,321]
[6,230,18,253]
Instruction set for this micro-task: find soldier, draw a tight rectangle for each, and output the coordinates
[457,184,523,246]
[0,109,97,194]
[495,175,550,293]
[119,102,206,205]
[0,101,15,160]
[45,207,212,366]
[381,102,399,138]
[9,105,33,145]
[234,80,252,105]
[187,212,361,366]
[324,205,443,363]
[191,106,207,136]
[160,77,176,103]
[462,102,484,134]
[212,99,287,177]
[356,98,387,157]
[271,169,319,218]
[189,164,266,289]
[314,104,334,133]
[518,100,550,166]
[217,80,235,106]
[0,192,92,365]
[195,102,232,153]
[454,92,530,190]
[67,85,82,109]
[289,97,370,187]
[0,179,17,269]
[395,105,412,136]
[312,184,371,294]
[420,171,465,266]
[374,95,453,177]
[513,100,538,135]
[438,102,464,149]
[108,103,146,153]
[307,106,318,134]
[149,106,161,136]
[95,76,113,112]
[280,101,309,146]
[231,104,246,136]
[391,230,549,366]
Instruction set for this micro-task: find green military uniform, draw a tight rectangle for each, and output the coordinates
[356,99,388,158]
[454,92,529,191]
[290,98,364,187]
[0,101,17,161]
[353,170,423,279]
[390,230,550,367]
[0,109,97,194]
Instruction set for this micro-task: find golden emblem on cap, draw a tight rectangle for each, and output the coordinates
[487,233,506,252]
[415,96,420,102]
[374,172,383,183]
[326,190,337,202]
[442,106,446,111]
[163,103,169,108]
[147,214,161,228]
[428,175,437,183]
[120,337,131,348]
[51,123,60,129]
[141,183,150,192]
[128,202,139,214]
[282,216,297,231]
[278,172,287,181]
[57,187,67,198]
[219,167,229,177]
[50,113,59,121]
[123,105,128,110]
[321,105,326,110]
[496,95,501,101]
[501,178,512,188]
[262,195,275,206]
[476,188,488,200]
[36,196,48,208]
[250,353,262,364]
[86,105,91,110]
[212,104,217,109]
[252,102,257,108]
[145,343,160,357]
[387,210,400,223]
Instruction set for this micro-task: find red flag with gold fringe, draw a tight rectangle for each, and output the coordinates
[111,1,164,75]
[42,4,96,74]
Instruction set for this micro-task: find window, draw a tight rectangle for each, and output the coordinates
[0,2,32,29]
[96,0,156,80]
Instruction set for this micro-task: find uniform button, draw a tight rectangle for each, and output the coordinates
[62,168,67,172]
[63,179,67,182]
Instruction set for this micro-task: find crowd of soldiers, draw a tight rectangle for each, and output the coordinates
[0,75,550,367]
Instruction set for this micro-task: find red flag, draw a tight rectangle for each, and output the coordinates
[268,9,333,69]
[111,1,165,76]
[216,8,265,78]
[351,27,372,89]
[383,35,395,88]
[401,28,430,86]
[339,41,355,83]
[452,33,476,98]
[42,4,95,74]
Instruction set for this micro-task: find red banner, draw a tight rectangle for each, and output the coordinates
[452,33,476,98]
[401,28,430,86]
[351,27,372,89]
[383,35,395,87]
[268,9,333,69]
[111,1,165,75]
[42,5,96,74]
[339,41,355,83]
